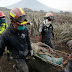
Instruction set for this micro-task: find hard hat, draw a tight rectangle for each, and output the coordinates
[45,12,53,17]
[0,11,5,18]
[44,12,54,21]
[10,8,27,25]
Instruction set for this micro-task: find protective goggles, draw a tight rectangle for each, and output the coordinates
[12,15,27,23]
[44,16,54,21]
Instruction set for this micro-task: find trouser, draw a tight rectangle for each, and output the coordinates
[14,59,29,72]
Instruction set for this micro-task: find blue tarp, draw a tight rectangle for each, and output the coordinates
[33,51,63,66]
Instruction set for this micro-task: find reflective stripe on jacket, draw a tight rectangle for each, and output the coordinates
[0,23,8,34]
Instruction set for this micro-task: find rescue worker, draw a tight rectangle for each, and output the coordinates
[0,11,9,57]
[0,8,33,72]
[62,49,72,72]
[0,11,8,35]
[39,12,54,49]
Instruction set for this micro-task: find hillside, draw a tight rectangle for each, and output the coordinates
[0,7,10,11]
[7,0,59,12]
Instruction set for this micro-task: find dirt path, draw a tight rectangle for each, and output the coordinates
[0,54,61,72]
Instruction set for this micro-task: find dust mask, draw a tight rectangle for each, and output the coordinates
[45,19,51,27]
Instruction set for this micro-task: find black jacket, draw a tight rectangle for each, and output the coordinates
[0,24,32,58]
[41,24,53,43]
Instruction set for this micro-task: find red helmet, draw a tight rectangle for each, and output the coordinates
[0,11,5,18]
[44,12,54,21]
[10,8,27,25]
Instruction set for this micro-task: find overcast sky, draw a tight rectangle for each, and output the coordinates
[0,0,21,7]
[0,0,72,11]
[37,0,72,11]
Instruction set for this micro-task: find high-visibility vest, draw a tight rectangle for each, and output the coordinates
[0,23,8,34]
[0,23,9,53]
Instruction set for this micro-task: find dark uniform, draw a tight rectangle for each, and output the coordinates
[39,22,54,49]
[0,24,32,72]
[62,53,72,72]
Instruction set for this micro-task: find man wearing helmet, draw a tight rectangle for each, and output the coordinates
[0,11,9,58]
[61,48,72,72]
[39,12,54,49]
[0,8,33,72]
[0,11,8,35]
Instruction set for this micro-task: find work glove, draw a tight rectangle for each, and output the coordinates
[39,35,42,42]
[26,50,33,60]
[30,50,33,56]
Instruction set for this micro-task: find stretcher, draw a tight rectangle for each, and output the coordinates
[31,42,69,68]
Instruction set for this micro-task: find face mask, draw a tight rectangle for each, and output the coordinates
[17,25,25,30]
[0,18,6,23]
[1,19,6,23]
[45,19,51,27]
